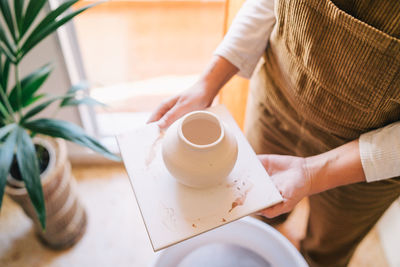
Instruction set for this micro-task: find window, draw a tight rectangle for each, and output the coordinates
[72,0,226,137]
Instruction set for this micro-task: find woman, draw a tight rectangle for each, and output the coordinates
[148,1,400,266]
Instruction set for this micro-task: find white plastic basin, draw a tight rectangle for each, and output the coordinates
[152,216,308,267]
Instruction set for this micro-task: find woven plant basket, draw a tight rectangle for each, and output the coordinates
[5,137,87,250]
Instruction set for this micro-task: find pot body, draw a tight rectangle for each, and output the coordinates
[162,111,238,189]
[6,136,87,250]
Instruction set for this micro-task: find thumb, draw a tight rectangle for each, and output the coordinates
[258,154,274,174]
[258,154,292,175]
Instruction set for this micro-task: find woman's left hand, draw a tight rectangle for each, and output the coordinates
[257,154,311,218]
[257,140,366,218]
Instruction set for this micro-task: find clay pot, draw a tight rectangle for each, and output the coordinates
[6,137,87,250]
[162,111,238,189]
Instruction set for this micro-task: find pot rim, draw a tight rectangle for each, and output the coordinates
[178,111,224,150]
[7,137,57,188]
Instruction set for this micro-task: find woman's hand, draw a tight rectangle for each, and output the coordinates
[257,139,366,218]
[147,56,239,128]
[147,81,215,128]
[257,154,311,218]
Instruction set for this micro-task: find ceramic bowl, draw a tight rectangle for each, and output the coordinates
[162,111,238,189]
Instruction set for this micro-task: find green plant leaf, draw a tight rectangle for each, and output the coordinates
[21,98,55,122]
[14,0,25,34]
[0,0,17,42]
[21,3,96,58]
[0,82,12,120]
[60,96,106,108]
[68,81,89,93]
[1,57,10,90]
[0,123,16,140]
[21,0,78,41]
[0,127,17,209]
[0,44,15,63]
[60,81,105,107]
[24,93,46,107]
[16,126,46,229]
[8,64,52,110]
[0,54,3,90]
[0,85,6,119]
[20,0,46,37]
[23,118,121,161]
[0,25,16,57]
[22,95,72,122]
[0,102,8,119]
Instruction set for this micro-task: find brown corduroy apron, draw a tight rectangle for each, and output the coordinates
[244,0,400,266]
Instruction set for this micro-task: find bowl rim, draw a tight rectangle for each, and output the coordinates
[178,111,225,150]
[151,216,308,267]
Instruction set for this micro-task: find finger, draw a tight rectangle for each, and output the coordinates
[157,102,189,129]
[259,202,286,218]
[147,96,179,124]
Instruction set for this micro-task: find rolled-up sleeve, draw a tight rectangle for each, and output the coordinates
[214,0,276,79]
[359,122,400,182]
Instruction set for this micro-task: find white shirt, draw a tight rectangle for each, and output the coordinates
[214,0,400,182]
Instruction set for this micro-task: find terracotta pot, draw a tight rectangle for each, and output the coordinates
[162,111,238,189]
[5,137,87,250]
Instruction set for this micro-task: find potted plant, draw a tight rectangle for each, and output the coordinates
[0,0,119,249]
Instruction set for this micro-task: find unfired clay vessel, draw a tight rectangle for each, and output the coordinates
[162,111,238,189]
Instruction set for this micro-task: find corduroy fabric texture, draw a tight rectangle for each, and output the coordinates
[244,0,400,266]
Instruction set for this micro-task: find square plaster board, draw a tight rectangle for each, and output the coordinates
[117,105,283,251]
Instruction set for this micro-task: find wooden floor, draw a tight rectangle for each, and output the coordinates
[73,1,226,116]
[74,1,225,87]
[0,164,389,266]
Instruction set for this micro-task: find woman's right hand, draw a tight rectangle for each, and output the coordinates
[147,81,216,129]
[147,56,239,128]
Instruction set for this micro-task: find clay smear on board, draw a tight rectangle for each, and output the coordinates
[229,181,254,213]
[161,203,177,232]
[145,128,165,167]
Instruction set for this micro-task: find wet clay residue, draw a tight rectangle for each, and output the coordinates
[145,128,165,167]
[226,179,239,188]
[229,199,241,212]
[228,181,253,213]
